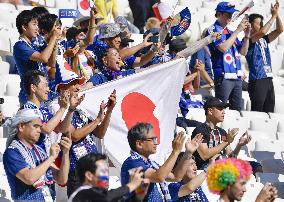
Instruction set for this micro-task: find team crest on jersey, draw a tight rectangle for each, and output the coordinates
[207,25,215,34]
[224,53,233,64]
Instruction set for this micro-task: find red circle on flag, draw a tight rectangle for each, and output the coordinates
[80,0,89,10]
[121,92,160,144]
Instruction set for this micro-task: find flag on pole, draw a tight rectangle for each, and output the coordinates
[171,7,191,36]
[77,0,95,16]
[152,1,173,21]
[79,59,188,168]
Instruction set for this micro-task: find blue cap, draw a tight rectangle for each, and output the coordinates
[215,2,239,14]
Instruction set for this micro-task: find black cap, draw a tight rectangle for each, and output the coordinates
[204,96,229,110]
[66,27,82,41]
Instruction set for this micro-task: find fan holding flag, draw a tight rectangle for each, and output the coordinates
[205,1,251,112]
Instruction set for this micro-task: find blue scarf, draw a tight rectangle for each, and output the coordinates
[130,150,172,201]
[223,31,242,79]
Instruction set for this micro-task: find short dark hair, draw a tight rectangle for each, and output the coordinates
[76,153,107,184]
[38,13,61,34]
[16,10,38,34]
[31,6,49,18]
[249,13,264,24]
[23,70,45,96]
[127,123,153,152]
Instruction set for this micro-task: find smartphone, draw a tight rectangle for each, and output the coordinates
[148,35,159,43]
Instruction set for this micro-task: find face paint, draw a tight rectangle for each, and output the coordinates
[96,162,109,189]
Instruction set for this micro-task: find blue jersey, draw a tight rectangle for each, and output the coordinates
[246,35,272,80]
[3,140,55,201]
[69,110,98,171]
[207,21,243,80]
[89,68,135,86]
[121,156,164,201]
[169,182,208,202]
[14,38,48,105]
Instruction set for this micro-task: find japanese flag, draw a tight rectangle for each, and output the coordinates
[78,0,95,16]
[79,59,188,169]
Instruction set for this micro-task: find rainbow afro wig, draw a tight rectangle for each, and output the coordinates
[207,158,252,194]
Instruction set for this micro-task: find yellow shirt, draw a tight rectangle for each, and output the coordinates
[94,0,118,23]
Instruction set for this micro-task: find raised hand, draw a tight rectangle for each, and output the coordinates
[50,143,61,159]
[106,89,117,112]
[69,92,85,110]
[271,0,279,17]
[194,59,205,71]
[60,135,72,154]
[185,133,203,154]
[237,18,250,32]
[143,33,154,48]
[172,132,186,154]
[238,131,251,146]
[96,101,107,122]
[256,183,278,202]
[226,128,239,143]
[58,90,70,109]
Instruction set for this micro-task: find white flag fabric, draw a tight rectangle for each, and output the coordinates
[79,59,188,169]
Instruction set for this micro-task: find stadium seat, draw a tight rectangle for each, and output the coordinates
[256,172,284,184]
[0,3,16,11]
[186,108,206,123]
[261,159,284,174]
[225,109,241,118]
[269,112,284,120]
[275,95,284,114]
[221,116,250,135]
[250,117,278,135]
[0,10,19,28]
[277,132,284,141]
[0,61,10,75]
[0,37,11,52]
[0,127,3,139]
[242,91,251,111]
[16,5,34,12]
[0,138,6,155]
[5,78,20,97]
[242,111,270,119]
[255,139,284,153]
[0,96,20,118]
[251,151,283,162]
[270,48,284,76]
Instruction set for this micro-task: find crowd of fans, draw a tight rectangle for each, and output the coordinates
[1,0,283,201]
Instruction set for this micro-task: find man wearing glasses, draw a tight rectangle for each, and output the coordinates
[120,123,203,201]
[206,2,251,111]
[246,0,283,113]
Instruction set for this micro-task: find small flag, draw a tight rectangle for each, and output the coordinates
[78,0,95,16]
[171,7,191,36]
[152,2,173,21]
